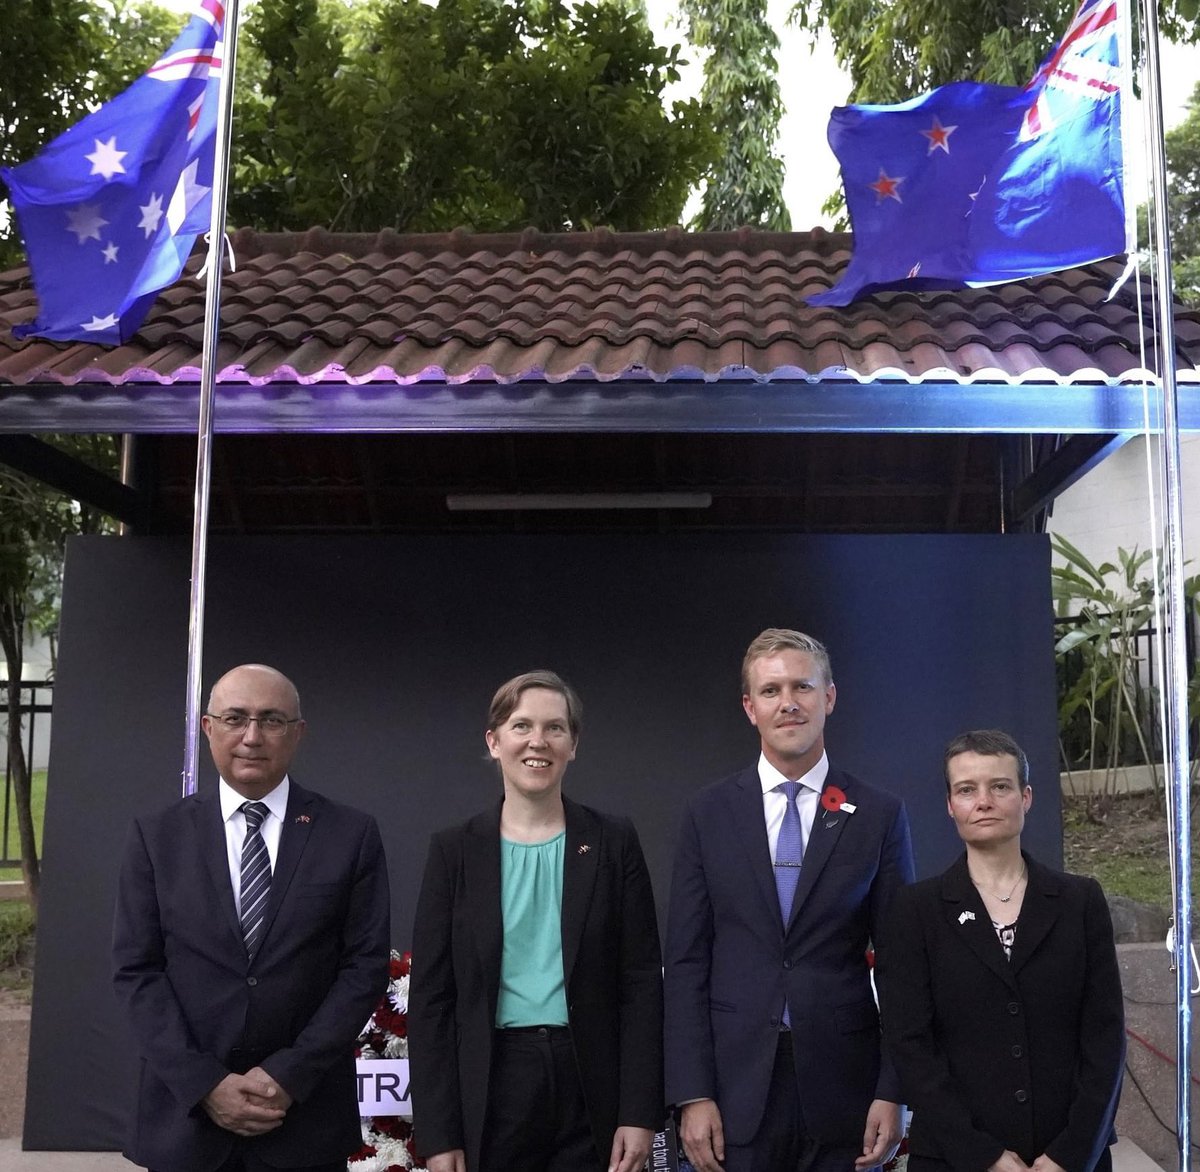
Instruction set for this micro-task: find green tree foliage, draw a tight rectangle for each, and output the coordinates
[230,0,717,233]
[791,0,1199,105]
[0,0,182,269]
[0,437,118,914]
[682,0,790,230]
[1165,80,1200,305]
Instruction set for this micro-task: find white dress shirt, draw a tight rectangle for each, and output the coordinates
[219,775,290,917]
[759,750,829,861]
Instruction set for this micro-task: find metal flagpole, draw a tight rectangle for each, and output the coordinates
[182,0,241,797]
[1137,0,1194,1165]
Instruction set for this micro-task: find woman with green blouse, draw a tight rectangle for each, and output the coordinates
[409,670,664,1172]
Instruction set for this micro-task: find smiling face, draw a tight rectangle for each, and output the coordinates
[742,649,836,779]
[946,750,1032,848]
[202,664,305,800]
[485,686,577,802]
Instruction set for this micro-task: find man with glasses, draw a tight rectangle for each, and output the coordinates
[113,663,390,1172]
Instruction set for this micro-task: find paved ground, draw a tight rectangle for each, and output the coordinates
[0,942,1195,1171]
[1115,942,1200,1171]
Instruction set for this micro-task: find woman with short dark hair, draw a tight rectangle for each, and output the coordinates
[876,729,1124,1172]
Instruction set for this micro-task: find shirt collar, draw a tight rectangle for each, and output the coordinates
[758,750,829,796]
[219,775,290,823]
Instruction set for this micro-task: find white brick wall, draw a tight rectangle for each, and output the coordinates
[1048,435,1200,567]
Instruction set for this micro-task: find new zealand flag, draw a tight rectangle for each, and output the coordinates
[809,0,1127,307]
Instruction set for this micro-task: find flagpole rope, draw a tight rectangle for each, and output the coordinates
[1136,0,1196,1164]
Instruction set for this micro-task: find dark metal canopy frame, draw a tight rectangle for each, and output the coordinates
[3,0,1200,1155]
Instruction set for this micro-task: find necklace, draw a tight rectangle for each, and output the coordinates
[972,865,1026,903]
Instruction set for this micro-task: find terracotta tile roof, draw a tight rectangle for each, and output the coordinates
[2,225,1198,389]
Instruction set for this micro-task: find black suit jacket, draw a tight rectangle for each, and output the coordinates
[112,780,391,1172]
[875,853,1124,1172]
[408,796,664,1170]
[663,765,915,1147]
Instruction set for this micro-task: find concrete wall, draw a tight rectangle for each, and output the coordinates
[1047,435,1200,568]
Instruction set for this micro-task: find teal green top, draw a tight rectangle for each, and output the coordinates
[495,831,569,1027]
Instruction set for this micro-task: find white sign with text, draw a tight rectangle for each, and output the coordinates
[357,1058,411,1116]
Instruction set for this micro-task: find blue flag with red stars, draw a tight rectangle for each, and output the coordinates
[2,0,224,344]
[808,0,1127,307]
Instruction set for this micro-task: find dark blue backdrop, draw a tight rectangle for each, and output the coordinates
[25,532,1059,1149]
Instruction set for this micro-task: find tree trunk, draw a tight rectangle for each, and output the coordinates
[0,591,39,916]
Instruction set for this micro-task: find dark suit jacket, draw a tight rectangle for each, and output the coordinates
[112,780,391,1172]
[663,765,915,1147]
[875,853,1124,1172]
[408,796,664,1170]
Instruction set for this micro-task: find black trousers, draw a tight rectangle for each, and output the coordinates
[722,1032,864,1172]
[480,1025,601,1172]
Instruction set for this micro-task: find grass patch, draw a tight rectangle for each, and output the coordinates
[0,768,46,882]
[1061,792,1199,909]
[0,900,35,1001]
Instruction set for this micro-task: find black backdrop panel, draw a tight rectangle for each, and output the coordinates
[25,533,1059,1150]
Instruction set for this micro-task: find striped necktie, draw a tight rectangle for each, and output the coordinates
[239,801,272,959]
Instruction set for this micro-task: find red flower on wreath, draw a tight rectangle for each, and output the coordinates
[374,1002,408,1037]
[390,952,411,979]
[821,785,848,813]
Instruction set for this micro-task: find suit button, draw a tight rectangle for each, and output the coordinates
[783,959,794,970]
[1007,1002,1020,1015]
[1012,1045,1023,1058]
[247,977,258,987]
[769,1016,780,1027]
[1015,1089,1028,1103]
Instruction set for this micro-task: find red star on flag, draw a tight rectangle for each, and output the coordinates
[869,169,904,202]
[920,115,957,154]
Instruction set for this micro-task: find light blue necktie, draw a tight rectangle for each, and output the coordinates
[239,801,272,959]
[774,780,804,1026]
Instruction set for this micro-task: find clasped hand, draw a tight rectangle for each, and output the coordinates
[991,1152,1068,1172]
[202,1066,293,1136]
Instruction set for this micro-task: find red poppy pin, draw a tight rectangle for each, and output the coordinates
[295,814,312,823]
[820,786,857,815]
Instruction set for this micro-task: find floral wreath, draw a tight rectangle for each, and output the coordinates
[350,950,425,1171]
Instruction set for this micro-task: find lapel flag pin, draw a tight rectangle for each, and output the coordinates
[959,910,976,925]
[578,844,591,854]
[295,814,311,823]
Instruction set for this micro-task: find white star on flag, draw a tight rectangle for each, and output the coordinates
[166,158,210,234]
[85,137,128,180]
[81,313,121,332]
[102,242,119,264]
[66,203,109,243]
[138,193,165,238]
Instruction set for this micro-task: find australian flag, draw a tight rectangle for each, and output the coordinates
[2,0,224,344]
[809,0,1128,307]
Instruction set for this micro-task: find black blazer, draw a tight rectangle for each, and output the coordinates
[876,853,1124,1172]
[408,796,664,1170]
[112,780,391,1172]
[663,765,915,1147]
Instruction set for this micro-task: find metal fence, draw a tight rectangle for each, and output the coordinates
[1055,613,1198,770]
[1,679,52,869]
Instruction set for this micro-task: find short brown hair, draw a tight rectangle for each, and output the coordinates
[943,729,1030,794]
[486,670,582,741]
[741,628,832,693]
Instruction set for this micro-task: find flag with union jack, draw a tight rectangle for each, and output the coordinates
[2,0,225,343]
[808,0,1128,307]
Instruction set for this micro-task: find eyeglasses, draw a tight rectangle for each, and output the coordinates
[205,712,302,737]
